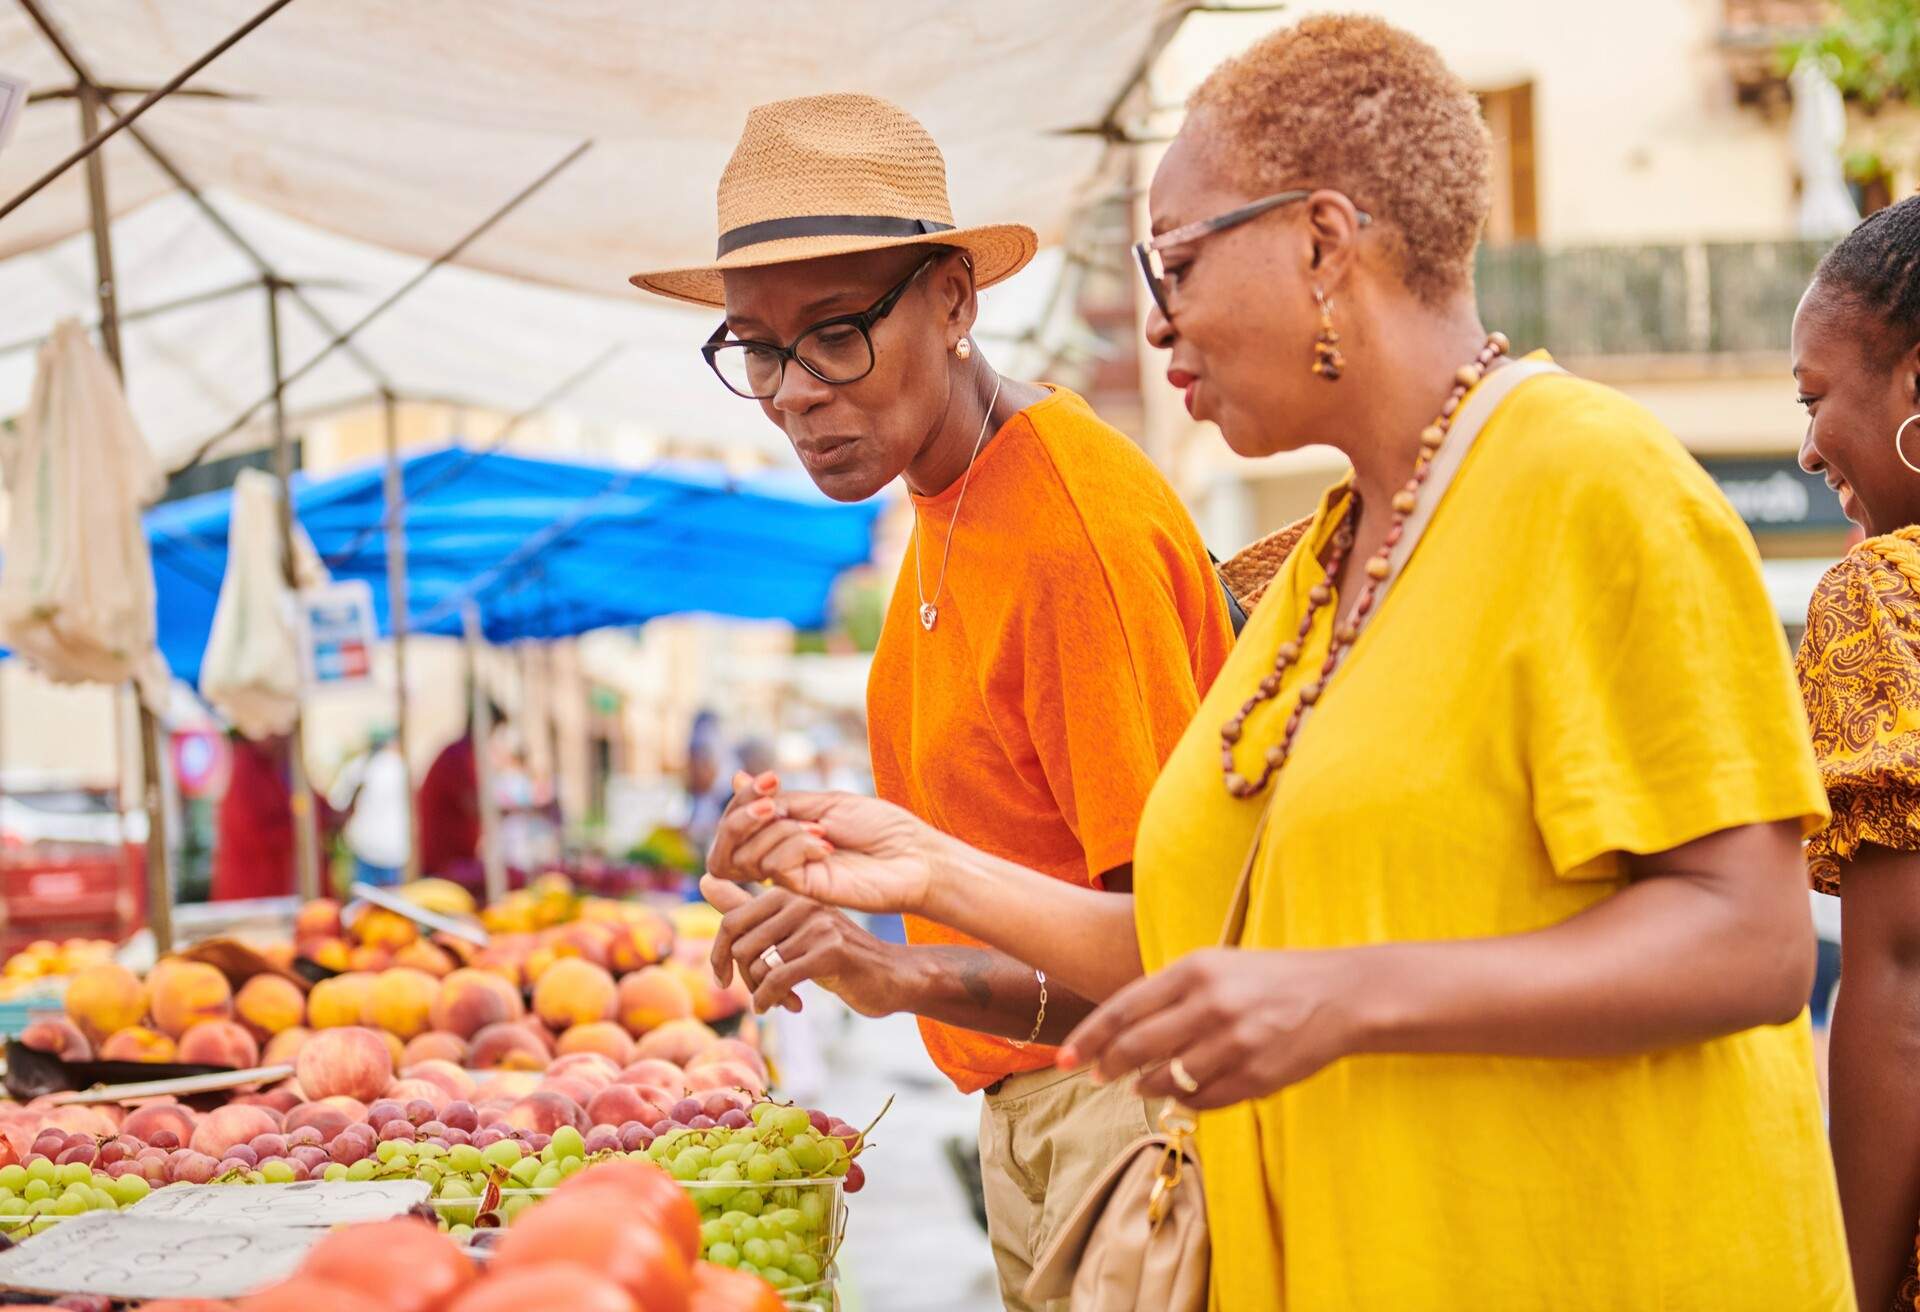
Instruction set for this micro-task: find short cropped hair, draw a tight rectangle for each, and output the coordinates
[1812,193,1920,367]
[1188,14,1491,303]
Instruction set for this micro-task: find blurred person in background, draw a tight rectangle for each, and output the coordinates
[1792,193,1920,1310]
[634,92,1235,1307]
[333,728,410,888]
[211,731,342,901]
[708,18,1851,1307]
[416,707,498,880]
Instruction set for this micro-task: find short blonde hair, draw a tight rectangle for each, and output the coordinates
[1189,14,1490,303]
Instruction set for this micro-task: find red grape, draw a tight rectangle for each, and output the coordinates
[527,1133,551,1152]
[649,1119,676,1138]
[687,1115,717,1130]
[417,1121,448,1139]
[718,1110,750,1130]
[147,1130,180,1151]
[290,1146,330,1173]
[583,1127,620,1154]
[54,1144,96,1167]
[442,1102,479,1133]
[285,1127,323,1149]
[443,1128,471,1146]
[404,1100,436,1127]
[470,1129,504,1149]
[807,1110,831,1136]
[845,1162,866,1194]
[670,1099,702,1123]
[171,1153,218,1184]
[378,1121,415,1143]
[367,1099,406,1127]
[328,1137,370,1166]
[249,1134,287,1159]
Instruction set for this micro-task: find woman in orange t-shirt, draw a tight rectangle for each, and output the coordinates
[632,94,1233,1308]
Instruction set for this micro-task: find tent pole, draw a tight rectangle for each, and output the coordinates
[266,277,322,904]
[76,79,174,956]
[4,0,300,223]
[176,139,595,473]
[465,603,506,908]
[382,390,418,883]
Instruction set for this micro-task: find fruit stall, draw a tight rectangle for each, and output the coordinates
[0,877,871,1310]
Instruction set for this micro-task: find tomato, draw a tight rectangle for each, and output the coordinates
[295,1217,476,1312]
[492,1197,690,1312]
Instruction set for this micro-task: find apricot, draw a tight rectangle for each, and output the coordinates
[393,940,455,978]
[550,922,616,969]
[294,1026,394,1103]
[633,1018,718,1068]
[299,936,352,973]
[177,1020,261,1070]
[352,906,419,951]
[556,1021,635,1067]
[427,968,523,1039]
[63,962,147,1041]
[262,1026,312,1066]
[364,968,440,1040]
[348,944,394,973]
[605,913,674,975]
[306,972,377,1029]
[532,958,617,1032]
[149,961,233,1038]
[616,966,695,1036]
[294,897,344,941]
[98,1025,176,1063]
[400,1030,469,1067]
[234,974,307,1040]
[467,1023,548,1072]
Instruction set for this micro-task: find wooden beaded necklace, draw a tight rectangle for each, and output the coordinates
[1220,331,1511,798]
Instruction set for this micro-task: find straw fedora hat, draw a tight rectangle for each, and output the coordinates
[630,93,1038,308]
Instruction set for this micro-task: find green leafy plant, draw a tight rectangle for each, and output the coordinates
[1789,0,1920,106]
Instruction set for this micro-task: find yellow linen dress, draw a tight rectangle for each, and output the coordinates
[1132,364,1851,1309]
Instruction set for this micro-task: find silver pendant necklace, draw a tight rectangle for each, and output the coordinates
[911,373,1003,632]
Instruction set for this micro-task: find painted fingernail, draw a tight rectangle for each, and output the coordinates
[749,800,774,819]
[803,822,827,836]
[1056,1046,1078,1069]
[757,775,779,794]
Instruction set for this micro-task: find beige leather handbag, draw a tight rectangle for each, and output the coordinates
[1023,358,1564,1311]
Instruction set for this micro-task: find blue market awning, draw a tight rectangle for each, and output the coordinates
[146,445,883,685]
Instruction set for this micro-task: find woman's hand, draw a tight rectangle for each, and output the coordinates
[1059,946,1371,1110]
[705,784,943,917]
[701,876,912,1017]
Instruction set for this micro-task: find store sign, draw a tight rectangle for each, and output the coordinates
[299,580,378,688]
[1700,458,1850,532]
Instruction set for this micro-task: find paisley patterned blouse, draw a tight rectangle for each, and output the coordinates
[1797,527,1920,893]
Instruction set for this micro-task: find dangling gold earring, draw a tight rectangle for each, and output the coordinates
[954,337,973,361]
[1311,287,1343,381]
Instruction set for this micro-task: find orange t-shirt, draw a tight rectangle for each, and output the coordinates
[867,386,1234,1092]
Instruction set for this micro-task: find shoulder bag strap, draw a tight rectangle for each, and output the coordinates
[1216,358,1565,947]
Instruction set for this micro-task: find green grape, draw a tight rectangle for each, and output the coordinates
[24,1159,54,1186]
[765,1237,790,1267]
[772,1186,800,1209]
[767,1207,805,1235]
[770,1149,799,1179]
[22,1179,50,1204]
[531,1164,563,1190]
[790,1253,822,1284]
[376,1141,404,1164]
[764,1268,798,1292]
[55,1163,90,1188]
[87,1187,116,1212]
[824,1154,850,1178]
[346,1159,377,1182]
[448,1144,485,1174]
[741,1237,772,1266]
[501,1194,536,1224]
[323,1164,349,1182]
[798,1189,829,1228]
[668,1152,704,1182]
[790,1137,827,1174]
[0,1197,28,1217]
[707,1240,740,1267]
[52,1192,86,1217]
[0,1165,25,1191]
[110,1175,150,1206]
[558,1157,586,1178]
[709,1161,743,1184]
[449,1223,474,1241]
[712,1143,750,1166]
[508,1155,542,1187]
[261,1161,296,1184]
[745,1152,777,1184]
[438,1178,476,1202]
[733,1189,765,1217]
[701,1217,735,1246]
[415,1142,446,1160]
[720,1209,752,1232]
[481,1139,523,1170]
[771,1106,810,1138]
[733,1216,764,1243]
[749,1103,776,1126]
[549,1126,585,1161]
[0,1187,14,1204]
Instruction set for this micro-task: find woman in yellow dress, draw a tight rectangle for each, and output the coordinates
[708,16,1853,1307]
[1793,192,1920,1311]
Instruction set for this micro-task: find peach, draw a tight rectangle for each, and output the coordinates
[468,1023,549,1071]
[687,1037,767,1080]
[518,1016,558,1054]
[45,1104,115,1137]
[604,914,674,975]
[352,907,418,951]
[429,969,524,1039]
[633,1018,717,1067]
[122,1102,196,1144]
[585,1083,676,1130]
[555,1022,634,1067]
[64,962,147,1042]
[299,937,352,973]
[177,1020,261,1070]
[235,975,306,1040]
[431,933,479,967]
[618,1059,689,1093]
[306,972,377,1029]
[393,941,455,978]
[20,1017,92,1061]
[545,1052,619,1090]
[149,961,233,1038]
[471,950,526,990]
[260,942,295,972]
[521,944,560,986]
[615,966,694,1036]
[316,1095,370,1122]
[190,1104,279,1158]
[364,968,440,1040]
[263,1027,312,1066]
[348,944,394,973]
[474,1073,542,1103]
[503,1091,587,1136]
[295,1026,394,1103]
[401,1031,469,1067]
[686,1061,766,1097]
[550,922,615,969]
[234,1084,300,1115]
[533,959,617,1031]
[538,1075,598,1106]
[385,1078,447,1109]
[295,897,344,941]
[377,1028,405,1070]
[283,1100,354,1142]
[99,1026,177,1063]
[401,1059,476,1104]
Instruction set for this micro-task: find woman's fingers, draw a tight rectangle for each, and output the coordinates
[703,877,787,986]
[708,798,794,879]
[1084,992,1212,1085]
[1056,963,1195,1072]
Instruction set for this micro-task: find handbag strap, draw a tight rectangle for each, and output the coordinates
[1216,357,1564,947]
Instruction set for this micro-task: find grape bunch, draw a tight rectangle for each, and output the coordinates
[0,1154,151,1234]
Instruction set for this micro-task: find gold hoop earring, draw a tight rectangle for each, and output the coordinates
[1311,288,1343,381]
[954,337,972,361]
[1898,414,1920,475]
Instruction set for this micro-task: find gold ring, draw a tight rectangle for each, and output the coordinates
[1168,1057,1199,1095]
[759,945,785,972]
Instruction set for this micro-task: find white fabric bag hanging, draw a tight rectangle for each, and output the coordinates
[0,319,170,705]
[198,467,328,740]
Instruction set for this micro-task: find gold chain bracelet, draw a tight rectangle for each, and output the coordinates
[1010,969,1047,1048]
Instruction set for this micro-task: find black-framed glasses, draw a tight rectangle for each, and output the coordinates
[1133,189,1373,319]
[703,252,944,400]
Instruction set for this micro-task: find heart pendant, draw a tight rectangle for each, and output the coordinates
[919,603,938,631]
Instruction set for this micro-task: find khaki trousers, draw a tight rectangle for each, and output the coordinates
[978,1065,1159,1312]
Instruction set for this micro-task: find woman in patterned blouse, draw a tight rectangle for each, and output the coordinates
[1795,193,1920,1310]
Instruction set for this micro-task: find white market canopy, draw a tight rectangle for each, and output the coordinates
[0,0,1183,465]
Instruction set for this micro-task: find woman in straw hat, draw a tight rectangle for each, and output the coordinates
[634,93,1236,1308]
[704,17,1854,1307]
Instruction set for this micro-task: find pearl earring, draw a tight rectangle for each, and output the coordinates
[954,338,972,361]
